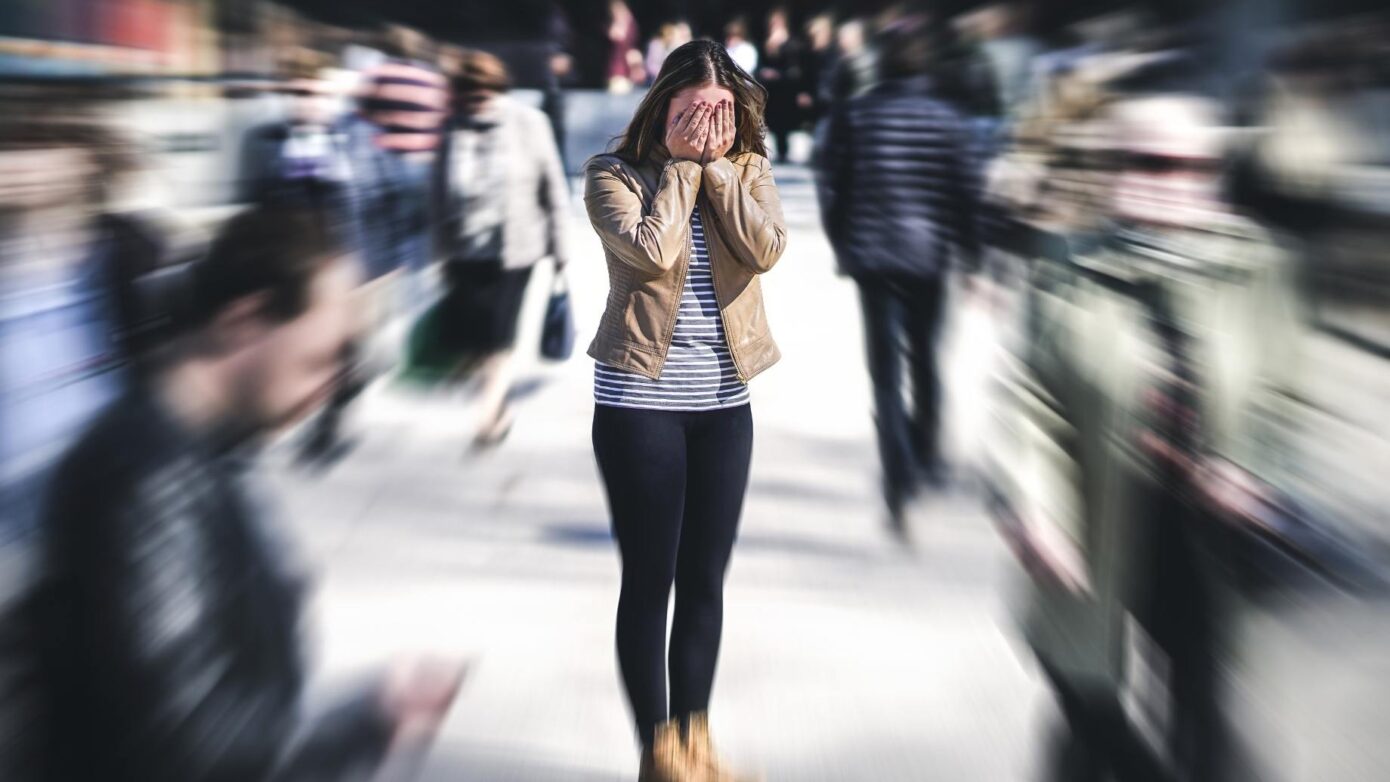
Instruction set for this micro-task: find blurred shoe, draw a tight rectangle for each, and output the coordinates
[885,486,915,544]
[297,418,356,470]
[684,712,760,782]
[918,457,950,492]
[639,720,687,782]
[470,404,515,451]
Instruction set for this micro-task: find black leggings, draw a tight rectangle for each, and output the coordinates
[592,403,754,746]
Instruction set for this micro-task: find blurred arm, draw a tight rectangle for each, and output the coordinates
[583,157,701,275]
[814,103,850,253]
[947,116,983,275]
[536,113,571,268]
[700,155,788,275]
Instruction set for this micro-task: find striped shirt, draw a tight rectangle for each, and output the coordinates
[595,207,750,411]
[359,59,448,153]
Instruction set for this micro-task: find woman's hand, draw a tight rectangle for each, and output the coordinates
[701,100,735,165]
[664,101,712,162]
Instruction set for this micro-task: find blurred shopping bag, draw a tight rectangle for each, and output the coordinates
[399,296,483,387]
[540,270,575,362]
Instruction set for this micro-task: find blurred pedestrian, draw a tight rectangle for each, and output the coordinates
[583,39,785,782]
[723,17,758,76]
[646,21,692,84]
[815,16,980,535]
[827,19,876,103]
[606,1,642,94]
[432,50,570,448]
[0,117,160,542]
[800,14,837,129]
[11,206,463,782]
[298,36,447,466]
[758,6,804,163]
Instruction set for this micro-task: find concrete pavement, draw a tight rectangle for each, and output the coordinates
[270,165,1048,781]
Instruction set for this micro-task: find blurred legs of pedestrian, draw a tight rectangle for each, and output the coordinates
[1137,494,1229,782]
[854,274,948,532]
[770,128,793,164]
[438,259,532,449]
[299,270,404,466]
[1041,665,1173,782]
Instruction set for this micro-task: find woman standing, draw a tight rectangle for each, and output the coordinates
[433,50,570,446]
[583,40,787,782]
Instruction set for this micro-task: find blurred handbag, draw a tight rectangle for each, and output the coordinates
[540,269,575,362]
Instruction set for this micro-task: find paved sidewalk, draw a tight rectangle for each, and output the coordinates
[271,166,1048,781]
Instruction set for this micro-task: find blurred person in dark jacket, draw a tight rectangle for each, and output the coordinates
[758,6,804,163]
[432,51,570,448]
[827,18,876,104]
[815,15,981,534]
[6,207,462,782]
[799,14,837,130]
[238,62,352,216]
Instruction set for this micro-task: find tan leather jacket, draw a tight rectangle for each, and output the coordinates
[583,149,787,382]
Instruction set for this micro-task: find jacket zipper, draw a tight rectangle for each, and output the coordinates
[697,197,747,382]
[656,216,692,380]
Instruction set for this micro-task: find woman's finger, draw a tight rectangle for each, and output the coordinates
[681,102,704,135]
[688,107,711,143]
[675,103,696,135]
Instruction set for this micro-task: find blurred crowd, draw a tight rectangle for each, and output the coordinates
[2,0,1390,780]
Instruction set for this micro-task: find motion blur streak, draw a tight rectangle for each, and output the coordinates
[1,1,1387,780]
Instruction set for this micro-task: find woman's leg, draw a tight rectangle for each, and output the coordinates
[669,404,754,719]
[474,349,515,440]
[472,265,532,444]
[592,404,689,746]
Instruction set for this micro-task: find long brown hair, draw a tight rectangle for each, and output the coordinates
[612,39,767,163]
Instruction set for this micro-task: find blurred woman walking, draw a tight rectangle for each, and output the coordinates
[433,50,570,447]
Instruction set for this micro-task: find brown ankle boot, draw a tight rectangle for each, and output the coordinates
[683,712,761,782]
[639,720,687,782]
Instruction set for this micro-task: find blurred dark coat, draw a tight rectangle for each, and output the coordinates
[815,74,980,279]
[5,390,392,781]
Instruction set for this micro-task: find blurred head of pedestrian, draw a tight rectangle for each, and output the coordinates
[672,21,693,48]
[174,206,359,439]
[837,19,866,57]
[1109,93,1227,226]
[279,59,340,129]
[450,50,511,119]
[0,115,132,227]
[877,13,934,81]
[725,17,750,47]
[807,15,835,52]
[768,7,790,36]
[613,39,767,163]
[379,23,433,64]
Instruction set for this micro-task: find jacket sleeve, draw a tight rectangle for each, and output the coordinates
[700,155,788,274]
[814,104,850,251]
[946,115,983,273]
[536,113,570,266]
[81,477,393,782]
[583,156,701,275]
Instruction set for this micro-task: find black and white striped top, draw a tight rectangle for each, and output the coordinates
[594,207,750,411]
